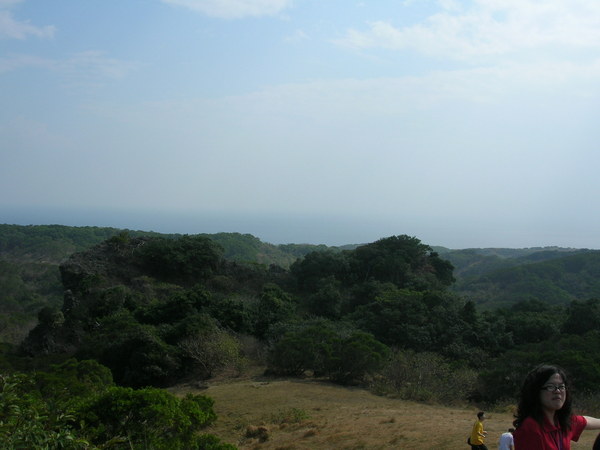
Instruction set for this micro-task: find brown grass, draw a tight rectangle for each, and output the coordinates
[169,372,599,450]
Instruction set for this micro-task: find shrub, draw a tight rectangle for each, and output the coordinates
[76,386,218,449]
[374,350,477,404]
[0,373,90,449]
[178,327,245,378]
[268,320,389,384]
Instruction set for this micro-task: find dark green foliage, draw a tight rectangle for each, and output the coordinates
[253,283,296,338]
[199,232,301,269]
[327,330,389,384]
[305,276,343,319]
[290,236,455,292]
[0,224,141,263]
[76,386,217,448]
[277,242,333,258]
[562,298,600,335]
[455,250,600,309]
[477,331,600,402]
[345,280,396,313]
[16,223,600,410]
[0,373,90,449]
[77,311,180,387]
[37,306,65,328]
[349,235,455,289]
[0,260,63,343]
[290,250,350,291]
[138,235,224,282]
[0,369,233,450]
[207,296,253,332]
[268,319,389,384]
[136,291,198,325]
[87,285,141,318]
[496,299,562,345]
[136,285,253,334]
[348,286,512,364]
[34,358,114,407]
[161,313,217,344]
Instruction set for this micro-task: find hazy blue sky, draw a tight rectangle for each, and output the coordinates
[2,0,600,248]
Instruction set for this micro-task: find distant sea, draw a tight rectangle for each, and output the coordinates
[0,205,407,247]
[4,205,594,250]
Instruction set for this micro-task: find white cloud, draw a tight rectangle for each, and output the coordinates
[0,0,23,8]
[0,5,55,40]
[160,0,293,19]
[284,29,308,43]
[0,54,54,73]
[62,51,139,81]
[0,51,138,92]
[335,0,600,61]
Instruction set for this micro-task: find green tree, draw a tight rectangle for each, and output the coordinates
[34,358,114,409]
[78,311,180,387]
[138,235,223,282]
[253,283,295,338]
[178,327,244,378]
[305,276,343,319]
[290,250,350,290]
[562,298,600,335]
[76,386,221,449]
[349,235,454,289]
[268,319,389,384]
[0,373,90,449]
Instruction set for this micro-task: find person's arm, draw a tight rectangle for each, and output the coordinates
[584,416,600,430]
[477,422,486,437]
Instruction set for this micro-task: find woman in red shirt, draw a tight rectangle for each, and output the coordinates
[513,364,600,449]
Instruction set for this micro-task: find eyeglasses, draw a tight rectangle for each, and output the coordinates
[541,384,567,392]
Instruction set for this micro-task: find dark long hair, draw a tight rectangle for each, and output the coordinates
[513,364,573,431]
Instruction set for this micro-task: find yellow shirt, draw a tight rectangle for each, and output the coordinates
[470,420,485,445]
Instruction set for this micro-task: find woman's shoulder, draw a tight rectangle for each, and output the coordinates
[515,416,542,434]
[520,416,540,427]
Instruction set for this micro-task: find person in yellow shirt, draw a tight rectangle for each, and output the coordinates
[469,411,488,450]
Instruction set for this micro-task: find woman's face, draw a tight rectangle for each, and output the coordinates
[539,373,567,413]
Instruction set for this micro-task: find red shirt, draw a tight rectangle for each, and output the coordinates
[513,415,587,449]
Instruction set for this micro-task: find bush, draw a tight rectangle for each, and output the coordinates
[178,327,246,378]
[373,350,477,404]
[268,320,389,384]
[76,386,218,449]
[0,373,90,449]
[138,236,223,282]
[0,371,234,450]
[34,358,114,408]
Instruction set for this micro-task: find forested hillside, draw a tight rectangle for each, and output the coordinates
[4,225,600,448]
[0,224,332,344]
[441,247,600,309]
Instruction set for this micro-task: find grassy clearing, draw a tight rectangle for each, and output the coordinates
[170,374,599,449]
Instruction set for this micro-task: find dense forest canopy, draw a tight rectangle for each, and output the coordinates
[3,224,600,448]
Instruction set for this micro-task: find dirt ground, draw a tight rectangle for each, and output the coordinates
[170,376,599,449]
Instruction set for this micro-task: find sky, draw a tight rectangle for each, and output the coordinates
[1,0,600,248]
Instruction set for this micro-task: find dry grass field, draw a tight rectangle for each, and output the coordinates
[170,372,599,449]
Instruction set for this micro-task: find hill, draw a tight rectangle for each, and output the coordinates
[446,249,600,309]
[0,224,335,343]
[0,224,332,267]
[6,225,600,448]
[170,374,597,450]
[3,222,600,343]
